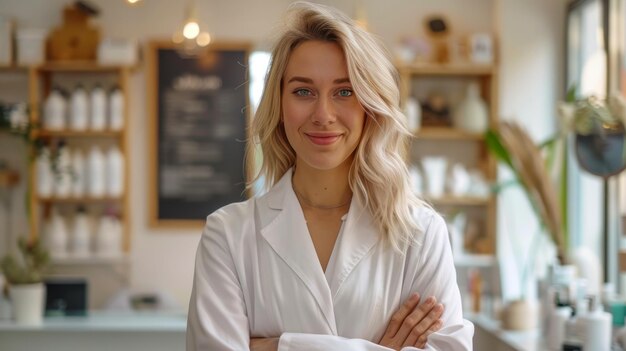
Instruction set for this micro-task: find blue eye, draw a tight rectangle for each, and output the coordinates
[338,89,353,97]
[294,89,312,97]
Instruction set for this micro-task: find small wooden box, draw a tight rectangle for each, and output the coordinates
[47,5,99,61]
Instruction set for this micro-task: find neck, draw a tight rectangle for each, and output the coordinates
[292,162,352,210]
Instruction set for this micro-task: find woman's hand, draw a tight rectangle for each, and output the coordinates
[379,293,444,350]
[250,337,279,351]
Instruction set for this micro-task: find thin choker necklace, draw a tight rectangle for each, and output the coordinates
[293,187,351,210]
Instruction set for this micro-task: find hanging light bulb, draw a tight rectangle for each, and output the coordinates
[173,0,212,56]
[126,0,142,4]
[183,21,200,39]
[196,32,211,47]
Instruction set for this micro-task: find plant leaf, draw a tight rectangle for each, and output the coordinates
[485,129,514,169]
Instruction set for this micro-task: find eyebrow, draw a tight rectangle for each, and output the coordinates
[286,76,351,84]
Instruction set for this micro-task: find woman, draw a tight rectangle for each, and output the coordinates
[187,2,473,350]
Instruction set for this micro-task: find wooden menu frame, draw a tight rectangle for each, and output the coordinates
[147,41,252,229]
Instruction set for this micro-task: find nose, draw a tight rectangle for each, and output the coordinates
[311,96,336,125]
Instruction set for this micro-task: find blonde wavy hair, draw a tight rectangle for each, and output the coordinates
[249,1,427,251]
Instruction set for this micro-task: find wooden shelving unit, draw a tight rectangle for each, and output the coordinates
[25,63,132,256]
[399,62,499,258]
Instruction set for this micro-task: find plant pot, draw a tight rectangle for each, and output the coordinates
[501,299,538,331]
[9,283,45,326]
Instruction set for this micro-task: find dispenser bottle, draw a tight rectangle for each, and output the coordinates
[87,146,106,197]
[579,295,611,351]
[46,206,68,259]
[71,206,91,257]
[108,86,124,131]
[90,84,106,131]
[43,87,67,130]
[105,145,124,197]
[69,85,88,131]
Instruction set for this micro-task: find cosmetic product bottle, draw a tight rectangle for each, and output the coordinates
[87,146,106,197]
[46,206,68,259]
[43,87,67,130]
[69,85,89,131]
[108,86,124,131]
[546,292,572,351]
[579,295,611,351]
[71,206,91,257]
[105,145,124,197]
[90,84,107,131]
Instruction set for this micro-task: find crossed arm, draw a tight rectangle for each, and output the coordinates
[250,293,445,351]
[187,210,473,351]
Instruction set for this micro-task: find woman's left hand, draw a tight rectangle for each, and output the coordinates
[250,337,279,351]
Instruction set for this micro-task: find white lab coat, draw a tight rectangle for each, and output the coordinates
[187,169,473,350]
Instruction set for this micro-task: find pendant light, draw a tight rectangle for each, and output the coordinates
[172,0,211,56]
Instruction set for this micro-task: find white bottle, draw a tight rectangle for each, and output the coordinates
[43,87,67,130]
[90,85,107,131]
[36,145,53,198]
[95,211,122,257]
[108,86,124,131]
[53,140,72,198]
[70,149,86,197]
[453,82,488,133]
[69,85,89,131]
[46,206,68,259]
[404,97,421,132]
[547,305,572,351]
[71,206,91,257]
[105,145,124,197]
[87,146,106,197]
[579,296,611,351]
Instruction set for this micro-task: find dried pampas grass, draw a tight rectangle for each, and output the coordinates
[498,121,567,264]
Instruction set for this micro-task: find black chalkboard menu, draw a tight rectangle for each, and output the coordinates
[148,42,251,227]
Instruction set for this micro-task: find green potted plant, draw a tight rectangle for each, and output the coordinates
[1,236,50,326]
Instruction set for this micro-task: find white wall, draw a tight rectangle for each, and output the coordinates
[0,0,567,307]
[497,0,568,299]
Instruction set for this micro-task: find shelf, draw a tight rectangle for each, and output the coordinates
[425,196,490,206]
[0,65,30,72]
[35,62,133,73]
[398,62,495,76]
[50,255,129,266]
[38,196,123,204]
[35,130,123,138]
[414,127,485,141]
[0,170,20,188]
[454,254,496,267]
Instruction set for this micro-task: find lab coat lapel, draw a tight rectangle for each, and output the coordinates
[259,170,337,334]
[326,196,381,299]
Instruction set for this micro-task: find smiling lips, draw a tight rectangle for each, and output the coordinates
[305,132,342,145]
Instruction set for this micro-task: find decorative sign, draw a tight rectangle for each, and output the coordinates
[148,42,251,228]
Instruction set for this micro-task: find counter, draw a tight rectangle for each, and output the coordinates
[0,311,187,351]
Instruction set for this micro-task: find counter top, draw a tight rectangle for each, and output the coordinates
[0,310,187,332]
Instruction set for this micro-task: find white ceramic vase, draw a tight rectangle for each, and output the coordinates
[453,82,488,133]
[10,283,45,326]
